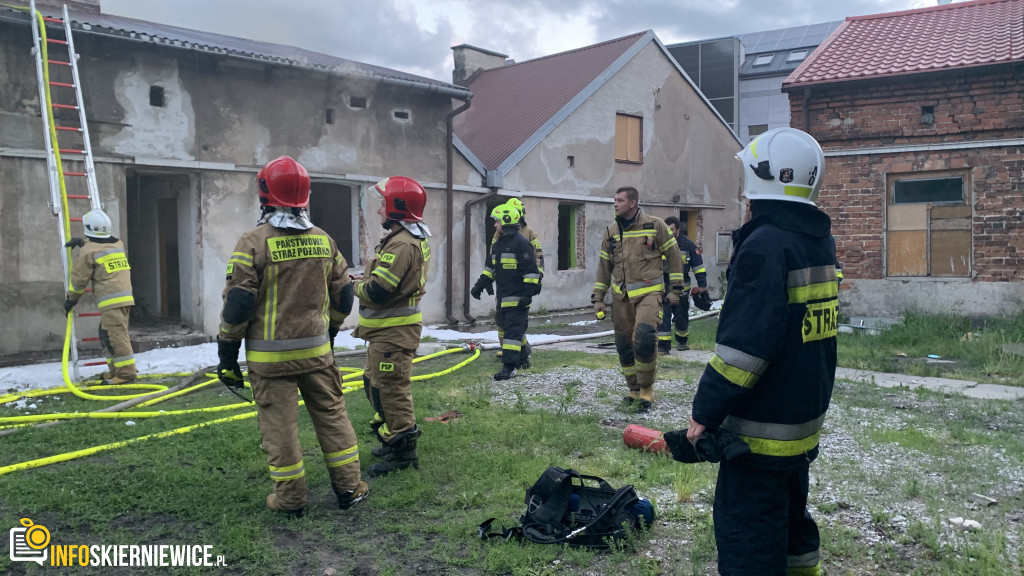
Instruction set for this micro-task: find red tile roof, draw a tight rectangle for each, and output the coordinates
[455,32,648,172]
[785,0,1024,88]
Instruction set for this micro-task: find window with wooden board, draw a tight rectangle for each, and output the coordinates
[886,173,971,277]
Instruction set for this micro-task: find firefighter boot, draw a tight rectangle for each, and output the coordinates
[637,386,655,413]
[621,374,639,407]
[493,363,518,381]
[265,494,304,518]
[368,427,421,477]
[332,481,369,510]
[519,344,532,369]
[101,361,115,381]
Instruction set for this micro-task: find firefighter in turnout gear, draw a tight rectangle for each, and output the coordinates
[216,156,367,516]
[592,187,684,412]
[353,176,431,477]
[488,198,544,362]
[63,209,137,385]
[471,204,541,380]
[685,128,837,576]
[657,216,707,354]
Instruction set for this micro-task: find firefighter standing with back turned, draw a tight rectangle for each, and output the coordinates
[685,127,838,575]
[216,156,367,516]
[488,198,544,366]
[471,203,542,380]
[63,209,137,385]
[592,186,684,412]
[353,176,431,477]
[657,216,708,354]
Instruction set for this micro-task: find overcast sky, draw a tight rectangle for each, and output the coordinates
[102,0,955,83]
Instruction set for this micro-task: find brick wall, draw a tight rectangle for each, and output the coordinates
[787,64,1024,282]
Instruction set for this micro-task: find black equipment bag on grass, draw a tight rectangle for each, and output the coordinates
[479,467,641,549]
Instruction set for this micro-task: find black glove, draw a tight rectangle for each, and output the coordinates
[485,284,493,295]
[531,283,543,297]
[663,428,750,464]
[63,298,77,316]
[216,339,245,390]
[64,237,85,249]
[329,326,339,348]
[470,285,482,300]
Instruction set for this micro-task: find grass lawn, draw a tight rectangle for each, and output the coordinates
[1,313,1022,575]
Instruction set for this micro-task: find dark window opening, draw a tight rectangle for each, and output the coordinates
[557,204,578,270]
[394,110,410,120]
[894,177,963,204]
[567,155,575,168]
[149,85,165,107]
[350,96,367,109]
[921,106,935,126]
[325,108,335,124]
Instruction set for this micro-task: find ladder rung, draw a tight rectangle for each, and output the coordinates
[42,16,64,24]
[52,103,78,110]
[50,81,75,88]
[76,312,102,317]
[81,360,108,367]
[47,60,72,66]
[59,148,86,154]
[67,195,89,200]
[70,217,83,222]
[64,173,87,178]
[80,336,100,342]
[56,126,82,132]
[46,38,68,45]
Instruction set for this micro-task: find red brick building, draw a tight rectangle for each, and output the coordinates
[783,0,1024,317]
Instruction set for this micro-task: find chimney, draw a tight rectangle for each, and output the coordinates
[451,44,508,86]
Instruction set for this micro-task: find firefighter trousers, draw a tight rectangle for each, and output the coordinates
[250,366,362,510]
[611,291,662,400]
[658,297,690,352]
[713,458,822,576]
[495,306,530,366]
[99,306,136,380]
[364,342,416,443]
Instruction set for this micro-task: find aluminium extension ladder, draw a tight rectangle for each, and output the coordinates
[28,0,104,381]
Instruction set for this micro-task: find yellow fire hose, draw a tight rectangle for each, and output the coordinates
[0,342,481,476]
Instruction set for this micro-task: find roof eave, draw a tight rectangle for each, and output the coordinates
[783,59,1024,91]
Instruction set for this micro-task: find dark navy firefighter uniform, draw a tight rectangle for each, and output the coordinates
[473,224,541,368]
[658,235,707,352]
[691,201,838,576]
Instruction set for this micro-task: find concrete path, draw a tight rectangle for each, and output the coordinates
[539,340,1024,402]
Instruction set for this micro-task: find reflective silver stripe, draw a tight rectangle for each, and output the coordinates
[97,290,133,304]
[246,334,329,352]
[722,413,826,441]
[500,252,516,260]
[523,273,541,280]
[501,296,524,305]
[788,266,837,288]
[359,305,420,319]
[269,465,304,480]
[714,344,769,377]
[94,248,123,259]
[626,280,663,292]
[787,550,821,567]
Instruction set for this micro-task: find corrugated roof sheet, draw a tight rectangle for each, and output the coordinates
[0,2,467,93]
[786,0,1024,87]
[454,32,647,171]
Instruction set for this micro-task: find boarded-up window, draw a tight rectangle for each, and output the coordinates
[886,174,971,277]
[615,113,642,163]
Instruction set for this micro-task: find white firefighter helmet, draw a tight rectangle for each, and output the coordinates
[82,209,112,238]
[737,128,825,206]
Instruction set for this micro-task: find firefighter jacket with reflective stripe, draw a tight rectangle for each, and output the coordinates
[219,224,350,377]
[490,221,544,277]
[593,211,683,301]
[353,227,430,350]
[662,235,707,291]
[477,225,540,308]
[692,201,838,469]
[67,237,134,310]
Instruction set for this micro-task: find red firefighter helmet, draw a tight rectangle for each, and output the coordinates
[373,176,426,222]
[257,156,310,208]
